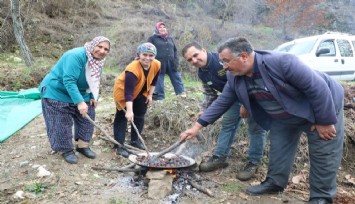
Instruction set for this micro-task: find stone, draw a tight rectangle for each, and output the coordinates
[93,140,101,146]
[37,166,51,177]
[13,57,22,62]
[32,164,40,168]
[19,161,29,167]
[13,191,24,199]
[146,170,174,199]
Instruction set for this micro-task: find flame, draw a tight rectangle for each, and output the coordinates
[164,169,177,178]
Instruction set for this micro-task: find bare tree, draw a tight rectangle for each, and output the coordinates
[10,0,33,67]
[220,0,233,27]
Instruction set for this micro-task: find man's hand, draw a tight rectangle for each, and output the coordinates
[239,105,249,118]
[180,123,203,141]
[90,99,97,108]
[311,124,336,140]
[78,101,88,117]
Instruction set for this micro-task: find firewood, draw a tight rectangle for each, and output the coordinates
[188,179,214,197]
[152,140,185,159]
[84,114,143,155]
[92,163,143,172]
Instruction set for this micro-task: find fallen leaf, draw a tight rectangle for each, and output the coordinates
[292,174,303,184]
[250,181,260,186]
[239,192,248,200]
[270,196,282,201]
[238,140,248,146]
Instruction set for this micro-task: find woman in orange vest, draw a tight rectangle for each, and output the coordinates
[113,42,160,157]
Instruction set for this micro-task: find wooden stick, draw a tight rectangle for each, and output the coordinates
[153,140,185,159]
[92,163,143,173]
[84,114,143,155]
[188,179,214,197]
[116,101,151,157]
[98,136,143,155]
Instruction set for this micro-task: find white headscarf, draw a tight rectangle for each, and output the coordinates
[84,36,110,101]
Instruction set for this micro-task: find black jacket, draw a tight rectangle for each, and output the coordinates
[148,35,178,60]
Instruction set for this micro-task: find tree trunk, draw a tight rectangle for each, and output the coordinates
[220,0,232,28]
[10,0,34,67]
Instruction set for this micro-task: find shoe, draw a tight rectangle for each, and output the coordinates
[63,150,78,164]
[116,147,129,158]
[308,198,331,204]
[130,140,145,150]
[152,94,161,101]
[178,92,187,98]
[236,161,259,181]
[76,147,96,159]
[199,155,228,172]
[246,178,284,195]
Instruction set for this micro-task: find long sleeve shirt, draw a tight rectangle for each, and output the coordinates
[39,47,93,104]
[198,50,344,130]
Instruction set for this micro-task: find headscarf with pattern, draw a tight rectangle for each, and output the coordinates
[84,36,111,79]
[154,22,168,39]
[84,36,111,100]
[135,42,157,60]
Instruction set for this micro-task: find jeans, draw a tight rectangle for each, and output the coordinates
[267,104,344,202]
[154,59,184,100]
[113,95,147,148]
[213,101,266,164]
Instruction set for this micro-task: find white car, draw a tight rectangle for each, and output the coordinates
[274,32,355,81]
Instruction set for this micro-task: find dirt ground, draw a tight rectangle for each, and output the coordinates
[1,84,355,204]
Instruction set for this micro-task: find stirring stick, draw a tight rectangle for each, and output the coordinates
[116,101,151,157]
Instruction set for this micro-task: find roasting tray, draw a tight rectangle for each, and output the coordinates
[128,152,195,168]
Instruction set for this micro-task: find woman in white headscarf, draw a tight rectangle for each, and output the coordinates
[39,36,111,164]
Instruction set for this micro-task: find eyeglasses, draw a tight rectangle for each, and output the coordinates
[219,55,241,66]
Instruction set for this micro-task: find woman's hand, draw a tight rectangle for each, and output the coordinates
[146,94,153,106]
[90,99,98,108]
[77,101,88,117]
[125,110,134,121]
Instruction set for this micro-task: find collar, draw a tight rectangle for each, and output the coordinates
[252,55,259,73]
[201,52,213,70]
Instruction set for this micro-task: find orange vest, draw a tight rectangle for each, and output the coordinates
[113,59,161,110]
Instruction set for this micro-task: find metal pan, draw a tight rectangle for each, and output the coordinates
[129,152,195,169]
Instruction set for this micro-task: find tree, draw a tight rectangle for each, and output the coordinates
[10,0,33,67]
[264,0,329,39]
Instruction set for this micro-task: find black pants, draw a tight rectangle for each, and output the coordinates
[113,95,147,148]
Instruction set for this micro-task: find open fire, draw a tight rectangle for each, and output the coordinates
[131,166,213,201]
[164,169,177,178]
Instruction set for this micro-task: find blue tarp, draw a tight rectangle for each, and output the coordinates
[0,88,42,142]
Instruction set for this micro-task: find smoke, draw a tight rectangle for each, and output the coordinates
[174,136,208,159]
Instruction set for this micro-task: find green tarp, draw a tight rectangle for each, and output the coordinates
[0,88,42,142]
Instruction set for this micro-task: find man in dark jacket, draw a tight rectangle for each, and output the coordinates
[180,37,344,204]
[181,41,267,181]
